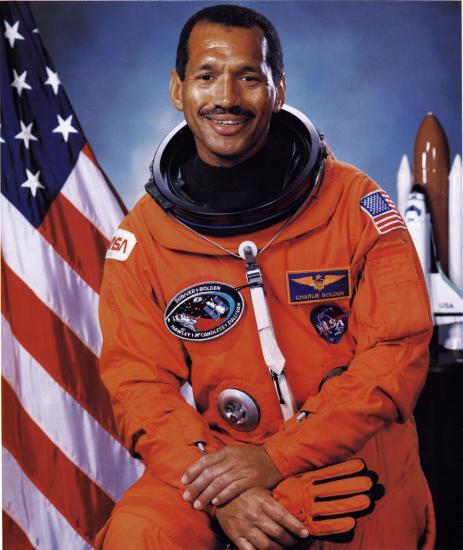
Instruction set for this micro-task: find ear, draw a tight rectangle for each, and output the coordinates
[273,73,286,113]
[170,70,184,111]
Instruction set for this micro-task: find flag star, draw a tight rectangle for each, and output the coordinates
[21,169,45,197]
[45,67,61,95]
[4,20,25,48]
[0,124,5,144]
[52,114,78,142]
[11,69,32,97]
[15,121,39,149]
[33,28,40,34]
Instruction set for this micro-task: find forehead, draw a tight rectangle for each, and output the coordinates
[186,22,268,68]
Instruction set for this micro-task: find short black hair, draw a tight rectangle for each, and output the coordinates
[175,4,284,83]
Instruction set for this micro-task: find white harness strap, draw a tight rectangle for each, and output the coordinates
[239,241,296,420]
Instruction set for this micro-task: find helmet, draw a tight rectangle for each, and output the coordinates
[146,104,327,236]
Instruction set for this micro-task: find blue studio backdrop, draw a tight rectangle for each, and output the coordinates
[30,1,461,210]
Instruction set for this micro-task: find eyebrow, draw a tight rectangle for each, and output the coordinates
[196,63,215,72]
[239,65,261,73]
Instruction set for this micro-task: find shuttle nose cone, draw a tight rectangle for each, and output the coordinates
[413,113,450,273]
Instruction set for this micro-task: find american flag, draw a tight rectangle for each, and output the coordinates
[1,3,143,548]
[360,189,407,235]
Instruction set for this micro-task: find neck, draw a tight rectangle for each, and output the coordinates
[181,133,292,211]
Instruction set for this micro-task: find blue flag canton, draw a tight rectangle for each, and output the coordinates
[0,2,86,228]
[360,191,391,217]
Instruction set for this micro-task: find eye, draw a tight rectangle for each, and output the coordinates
[241,75,257,82]
[197,74,213,81]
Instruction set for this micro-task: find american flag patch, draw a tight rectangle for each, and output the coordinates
[360,190,407,234]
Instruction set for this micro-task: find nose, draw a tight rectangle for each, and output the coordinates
[214,75,240,109]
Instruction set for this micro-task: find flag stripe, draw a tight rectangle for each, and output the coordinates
[82,144,128,215]
[1,260,117,434]
[1,195,102,356]
[2,379,115,544]
[377,219,407,229]
[1,315,144,502]
[377,223,408,235]
[376,216,406,227]
[3,511,36,550]
[38,192,109,294]
[61,149,127,242]
[376,212,400,223]
[2,447,92,550]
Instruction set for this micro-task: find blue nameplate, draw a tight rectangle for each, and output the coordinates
[287,268,351,304]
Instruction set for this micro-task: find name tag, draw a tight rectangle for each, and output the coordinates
[287,268,351,304]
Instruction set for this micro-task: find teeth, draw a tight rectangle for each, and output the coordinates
[214,120,242,126]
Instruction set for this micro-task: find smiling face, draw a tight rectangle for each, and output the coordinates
[170,22,286,167]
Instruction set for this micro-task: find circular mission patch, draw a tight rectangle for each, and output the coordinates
[164,282,244,341]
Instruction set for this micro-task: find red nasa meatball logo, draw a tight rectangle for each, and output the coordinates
[164,282,244,341]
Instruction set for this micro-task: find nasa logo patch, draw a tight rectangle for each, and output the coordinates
[164,282,244,341]
[106,228,137,261]
[310,304,348,344]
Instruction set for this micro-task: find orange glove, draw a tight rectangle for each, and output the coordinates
[272,458,383,540]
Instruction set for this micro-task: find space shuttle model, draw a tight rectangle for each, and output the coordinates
[397,113,463,351]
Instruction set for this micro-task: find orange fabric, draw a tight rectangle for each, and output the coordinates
[94,472,225,549]
[95,466,434,549]
[99,157,434,544]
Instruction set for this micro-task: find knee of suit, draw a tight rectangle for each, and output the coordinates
[96,511,180,550]
[95,475,221,550]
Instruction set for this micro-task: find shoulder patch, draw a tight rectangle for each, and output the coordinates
[106,228,137,261]
[360,190,407,235]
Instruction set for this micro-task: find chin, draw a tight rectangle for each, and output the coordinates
[214,139,258,156]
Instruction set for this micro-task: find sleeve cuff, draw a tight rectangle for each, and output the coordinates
[263,439,293,479]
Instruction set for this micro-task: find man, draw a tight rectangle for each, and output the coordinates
[96,5,435,549]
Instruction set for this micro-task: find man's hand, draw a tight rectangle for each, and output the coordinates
[181,445,283,510]
[215,487,309,550]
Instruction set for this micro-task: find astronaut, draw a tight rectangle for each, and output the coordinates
[96,4,435,549]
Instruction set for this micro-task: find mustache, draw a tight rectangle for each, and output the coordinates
[199,106,255,118]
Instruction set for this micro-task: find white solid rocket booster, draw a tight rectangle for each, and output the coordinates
[405,191,431,291]
[445,155,463,350]
[397,155,413,217]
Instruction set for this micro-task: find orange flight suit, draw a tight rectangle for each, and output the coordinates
[96,157,435,549]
